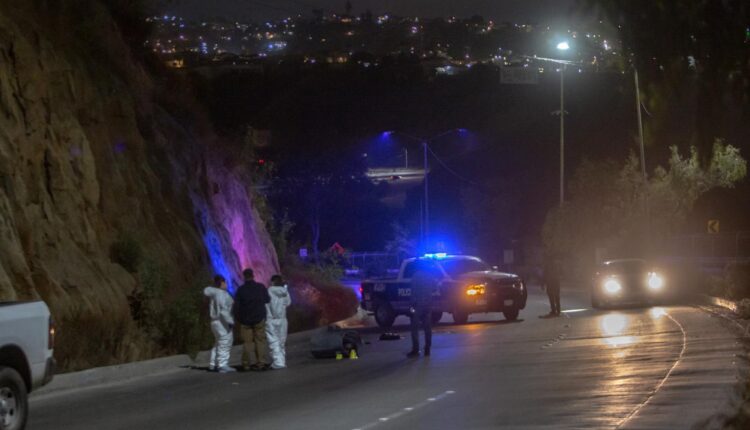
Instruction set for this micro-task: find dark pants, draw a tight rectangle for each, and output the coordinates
[410,307,432,351]
[547,283,561,315]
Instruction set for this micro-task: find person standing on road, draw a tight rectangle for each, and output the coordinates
[407,261,439,358]
[204,275,236,373]
[541,257,561,317]
[266,275,292,369]
[234,268,272,371]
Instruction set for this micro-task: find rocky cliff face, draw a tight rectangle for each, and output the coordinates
[0,1,277,328]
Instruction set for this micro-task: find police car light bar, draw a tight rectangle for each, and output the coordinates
[423,253,448,259]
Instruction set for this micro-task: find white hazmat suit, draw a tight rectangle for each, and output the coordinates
[266,284,292,369]
[204,286,235,370]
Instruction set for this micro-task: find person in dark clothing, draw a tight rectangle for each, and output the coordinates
[541,258,561,317]
[234,268,271,371]
[407,262,439,358]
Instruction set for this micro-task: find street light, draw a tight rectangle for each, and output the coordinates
[380,129,467,249]
[556,41,570,51]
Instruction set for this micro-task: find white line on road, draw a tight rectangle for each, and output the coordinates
[616,311,687,428]
[352,390,456,430]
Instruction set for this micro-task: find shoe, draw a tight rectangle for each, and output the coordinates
[208,366,217,372]
[271,364,286,369]
[424,347,430,356]
[218,366,237,373]
[406,350,420,358]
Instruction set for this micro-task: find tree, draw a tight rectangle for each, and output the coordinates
[543,140,746,276]
[384,222,417,260]
[585,0,750,160]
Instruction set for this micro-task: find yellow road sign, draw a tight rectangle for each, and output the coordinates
[707,219,720,234]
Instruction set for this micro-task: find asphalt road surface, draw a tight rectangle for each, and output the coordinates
[30,288,748,429]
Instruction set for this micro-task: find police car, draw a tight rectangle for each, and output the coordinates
[360,254,528,327]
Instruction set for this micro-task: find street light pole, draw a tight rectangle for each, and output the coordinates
[554,40,570,208]
[559,64,565,207]
[404,148,409,168]
[383,129,465,251]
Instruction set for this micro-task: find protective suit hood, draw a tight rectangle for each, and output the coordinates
[267,284,291,320]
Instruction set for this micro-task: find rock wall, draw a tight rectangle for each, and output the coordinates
[0,1,278,321]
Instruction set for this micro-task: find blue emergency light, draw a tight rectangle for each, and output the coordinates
[423,253,448,259]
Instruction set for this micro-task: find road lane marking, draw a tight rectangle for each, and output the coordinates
[352,390,456,430]
[616,311,687,428]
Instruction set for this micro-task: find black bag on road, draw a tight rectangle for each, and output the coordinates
[310,325,362,359]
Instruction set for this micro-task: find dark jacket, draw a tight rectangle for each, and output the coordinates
[410,270,437,310]
[234,280,270,326]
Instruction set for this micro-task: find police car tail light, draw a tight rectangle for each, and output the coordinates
[466,284,486,296]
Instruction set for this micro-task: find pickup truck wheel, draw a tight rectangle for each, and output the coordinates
[431,312,443,325]
[374,303,396,328]
[0,366,27,430]
[503,308,520,321]
[452,310,469,325]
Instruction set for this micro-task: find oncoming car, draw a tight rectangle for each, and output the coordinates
[591,259,666,308]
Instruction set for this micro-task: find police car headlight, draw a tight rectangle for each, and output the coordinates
[466,284,486,296]
[604,279,622,294]
[647,273,664,290]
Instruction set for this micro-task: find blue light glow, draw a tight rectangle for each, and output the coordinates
[381,131,394,138]
[203,228,236,295]
[424,253,448,259]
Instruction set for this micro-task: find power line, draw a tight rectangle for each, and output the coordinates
[425,144,483,188]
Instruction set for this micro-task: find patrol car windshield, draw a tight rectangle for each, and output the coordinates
[440,258,490,278]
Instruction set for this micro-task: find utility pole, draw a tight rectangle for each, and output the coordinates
[423,141,429,244]
[634,69,646,181]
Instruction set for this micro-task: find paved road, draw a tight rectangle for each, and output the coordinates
[30,289,748,429]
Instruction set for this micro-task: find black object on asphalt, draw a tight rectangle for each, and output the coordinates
[379,332,401,341]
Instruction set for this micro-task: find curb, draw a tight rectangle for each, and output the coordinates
[32,308,370,398]
[34,355,194,396]
[703,294,739,313]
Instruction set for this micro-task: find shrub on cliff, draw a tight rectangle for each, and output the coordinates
[283,261,358,332]
[110,234,142,273]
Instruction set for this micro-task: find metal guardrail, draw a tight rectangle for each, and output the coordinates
[661,231,750,261]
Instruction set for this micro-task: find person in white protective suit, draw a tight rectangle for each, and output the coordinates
[266,275,292,369]
[204,275,236,373]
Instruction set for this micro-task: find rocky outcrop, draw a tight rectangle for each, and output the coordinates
[0,0,277,327]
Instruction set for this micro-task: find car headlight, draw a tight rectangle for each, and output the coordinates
[466,284,486,296]
[604,279,622,294]
[647,273,664,290]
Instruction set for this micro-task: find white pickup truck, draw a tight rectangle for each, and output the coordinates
[0,301,56,430]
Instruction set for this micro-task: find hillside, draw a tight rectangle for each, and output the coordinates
[0,0,278,368]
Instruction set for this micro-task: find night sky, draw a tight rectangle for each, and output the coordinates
[161,0,588,25]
